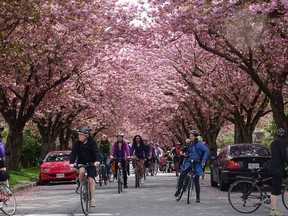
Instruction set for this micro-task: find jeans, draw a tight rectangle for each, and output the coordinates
[103,156,111,176]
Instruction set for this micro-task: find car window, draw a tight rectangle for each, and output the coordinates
[45,152,71,162]
[230,145,270,157]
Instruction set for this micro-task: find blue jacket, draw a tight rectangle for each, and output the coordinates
[183,140,210,176]
[0,140,5,158]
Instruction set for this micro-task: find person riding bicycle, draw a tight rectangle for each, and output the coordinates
[269,128,288,216]
[69,127,101,207]
[172,142,182,176]
[99,134,112,180]
[110,132,130,188]
[0,124,10,200]
[174,130,210,203]
[131,135,147,185]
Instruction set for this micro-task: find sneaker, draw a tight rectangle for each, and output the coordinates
[196,198,200,203]
[140,178,144,185]
[0,202,3,208]
[75,186,79,194]
[124,184,128,188]
[91,199,96,207]
[269,209,284,216]
[174,190,180,197]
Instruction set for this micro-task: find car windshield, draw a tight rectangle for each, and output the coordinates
[230,145,270,157]
[44,152,70,162]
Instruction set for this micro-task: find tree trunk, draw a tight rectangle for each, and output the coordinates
[5,126,24,171]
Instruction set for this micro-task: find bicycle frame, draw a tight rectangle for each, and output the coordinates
[0,183,16,215]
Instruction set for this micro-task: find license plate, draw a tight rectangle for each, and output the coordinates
[248,163,259,169]
[56,173,65,178]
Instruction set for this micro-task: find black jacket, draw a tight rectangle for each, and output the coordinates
[70,136,101,165]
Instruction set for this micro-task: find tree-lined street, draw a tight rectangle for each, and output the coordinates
[13,173,286,216]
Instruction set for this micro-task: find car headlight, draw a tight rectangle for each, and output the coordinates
[44,168,51,172]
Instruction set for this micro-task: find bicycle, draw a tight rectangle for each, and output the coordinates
[0,183,16,215]
[228,169,288,213]
[97,161,107,187]
[114,158,124,193]
[76,163,95,216]
[175,159,195,204]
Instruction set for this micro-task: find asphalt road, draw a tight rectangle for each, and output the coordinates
[12,172,287,216]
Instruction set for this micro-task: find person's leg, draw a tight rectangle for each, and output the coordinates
[194,175,200,202]
[122,160,128,187]
[270,173,283,216]
[105,157,111,177]
[175,168,190,196]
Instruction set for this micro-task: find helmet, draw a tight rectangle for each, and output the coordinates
[189,130,198,137]
[77,127,90,137]
[0,124,4,131]
[276,128,286,137]
[116,131,124,137]
[155,143,160,147]
[185,138,191,143]
[176,142,181,146]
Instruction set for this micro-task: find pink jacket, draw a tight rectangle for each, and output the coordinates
[110,141,130,158]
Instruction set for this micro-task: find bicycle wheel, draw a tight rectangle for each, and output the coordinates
[187,176,193,204]
[228,180,262,213]
[80,180,90,215]
[282,184,288,209]
[98,168,103,187]
[117,169,121,193]
[0,185,16,215]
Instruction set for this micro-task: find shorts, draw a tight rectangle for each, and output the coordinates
[271,172,283,195]
[0,171,9,181]
[78,165,96,178]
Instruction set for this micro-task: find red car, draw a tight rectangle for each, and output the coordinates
[38,150,77,185]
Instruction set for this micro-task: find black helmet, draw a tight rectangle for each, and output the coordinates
[116,131,124,137]
[276,128,286,137]
[189,130,198,137]
[77,127,90,137]
[0,124,4,131]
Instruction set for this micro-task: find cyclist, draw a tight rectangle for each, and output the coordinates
[174,130,210,203]
[69,127,101,207]
[172,142,182,176]
[131,135,147,185]
[143,138,151,176]
[269,128,288,216]
[110,132,130,188]
[99,134,112,180]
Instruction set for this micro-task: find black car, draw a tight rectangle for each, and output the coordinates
[210,143,271,191]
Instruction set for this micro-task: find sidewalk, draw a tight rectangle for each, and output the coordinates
[11,180,37,193]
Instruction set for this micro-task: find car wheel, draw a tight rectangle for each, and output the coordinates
[37,174,48,185]
[210,171,218,187]
[219,178,228,191]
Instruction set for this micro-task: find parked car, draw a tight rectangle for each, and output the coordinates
[210,143,271,191]
[39,150,77,185]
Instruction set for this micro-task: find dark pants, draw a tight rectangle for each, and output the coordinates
[115,159,128,186]
[177,167,200,199]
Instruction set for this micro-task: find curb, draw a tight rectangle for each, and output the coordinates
[11,182,37,193]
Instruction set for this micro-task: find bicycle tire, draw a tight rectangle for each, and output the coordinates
[187,175,193,204]
[0,185,16,215]
[282,184,288,209]
[98,168,102,187]
[117,169,121,194]
[80,180,90,215]
[135,168,139,188]
[228,180,262,213]
[154,163,158,175]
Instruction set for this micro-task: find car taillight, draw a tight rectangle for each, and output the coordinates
[226,160,241,169]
